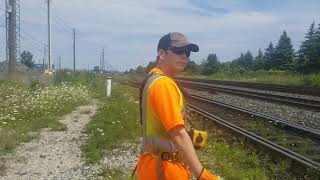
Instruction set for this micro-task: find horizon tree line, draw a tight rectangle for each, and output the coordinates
[129,21,320,75]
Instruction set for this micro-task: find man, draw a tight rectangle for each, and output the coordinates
[136,32,222,180]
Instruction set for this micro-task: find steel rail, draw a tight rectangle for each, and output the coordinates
[189,94,320,140]
[188,104,320,170]
[176,77,320,97]
[177,80,320,111]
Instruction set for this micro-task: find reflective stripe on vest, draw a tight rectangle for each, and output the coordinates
[141,73,184,153]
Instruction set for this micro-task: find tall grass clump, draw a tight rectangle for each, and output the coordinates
[54,71,106,98]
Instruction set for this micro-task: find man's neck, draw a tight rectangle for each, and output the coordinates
[156,64,175,77]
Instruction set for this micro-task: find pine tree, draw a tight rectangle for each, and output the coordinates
[264,42,274,70]
[299,22,316,57]
[235,52,245,68]
[296,22,319,73]
[253,49,264,70]
[234,51,253,70]
[273,31,294,70]
[314,23,320,70]
[244,51,253,70]
[185,60,199,73]
[201,53,220,75]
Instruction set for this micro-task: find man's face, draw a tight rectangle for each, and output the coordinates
[161,48,190,73]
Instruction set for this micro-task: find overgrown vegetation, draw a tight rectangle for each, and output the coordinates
[202,70,320,87]
[54,71,107,98]
[0,79,91,155]
[82,82,140,164]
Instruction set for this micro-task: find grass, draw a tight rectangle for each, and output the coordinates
[82,82,140,164]
[180,70,320,87]
[54,70,107,99]
[0,80,91,155]
[0,76,92,175]
[98,168,133,180]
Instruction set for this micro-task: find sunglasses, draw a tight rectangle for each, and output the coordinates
[168,48,191,57]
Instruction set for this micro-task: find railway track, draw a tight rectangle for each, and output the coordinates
[176,77,320,97]
[176,79,320,111]
[187,94,320,171]
[125,80,320,174]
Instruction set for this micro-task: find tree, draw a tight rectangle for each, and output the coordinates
[296,22,320,73]
[201,53,220,75]
[253,49,264,70]
[93,66,100,71]
[20,50,34,68]
[316,23,320,68]
[264,42,275,70]
[235,51,253,70]
[185,60,199,73]
[244,51,254,70]
[135,65,145,74]
[273,31,294,70]
[146,61,156,73]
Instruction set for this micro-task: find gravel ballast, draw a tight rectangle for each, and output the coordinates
[0,101,102,180]
[186,89,320,130]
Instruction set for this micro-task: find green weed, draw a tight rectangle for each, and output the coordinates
[0,80,91,154]
[82,82,140,164]
[181,70,320,87]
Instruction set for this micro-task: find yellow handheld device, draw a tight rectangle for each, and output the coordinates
[188,129,208,150]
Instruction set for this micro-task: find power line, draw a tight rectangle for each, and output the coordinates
[20,29,47,47]
[40,1,73,32]
[20,35,46,54]
[53,14,73,30]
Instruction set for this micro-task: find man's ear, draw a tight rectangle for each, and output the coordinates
[158,49,166,60]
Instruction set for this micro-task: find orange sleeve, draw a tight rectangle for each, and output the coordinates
[150,77,184,132]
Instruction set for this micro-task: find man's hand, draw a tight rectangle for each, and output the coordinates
[169,125,203,178]
[198,168,223,180]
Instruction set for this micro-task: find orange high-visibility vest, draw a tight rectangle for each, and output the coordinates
[137,68,190,180]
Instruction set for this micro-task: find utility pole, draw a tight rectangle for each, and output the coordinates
[73,28,75,72]
[43,46,46,70]
[58,56,61,70]
[47,0,51,70]
[8,0,17,75]
[99,53,102,70]
[5,0,8,64]
[53,58,55,70]
[16,0,20,60]
[102,47,105,71]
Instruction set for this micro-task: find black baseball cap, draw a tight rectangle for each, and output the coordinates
[157,32,199,52]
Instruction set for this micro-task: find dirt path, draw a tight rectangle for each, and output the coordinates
[0,100,103,180]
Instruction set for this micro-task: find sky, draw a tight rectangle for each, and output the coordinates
[0,0,319,71]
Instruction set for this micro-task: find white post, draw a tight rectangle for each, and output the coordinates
[106,77,112,97]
